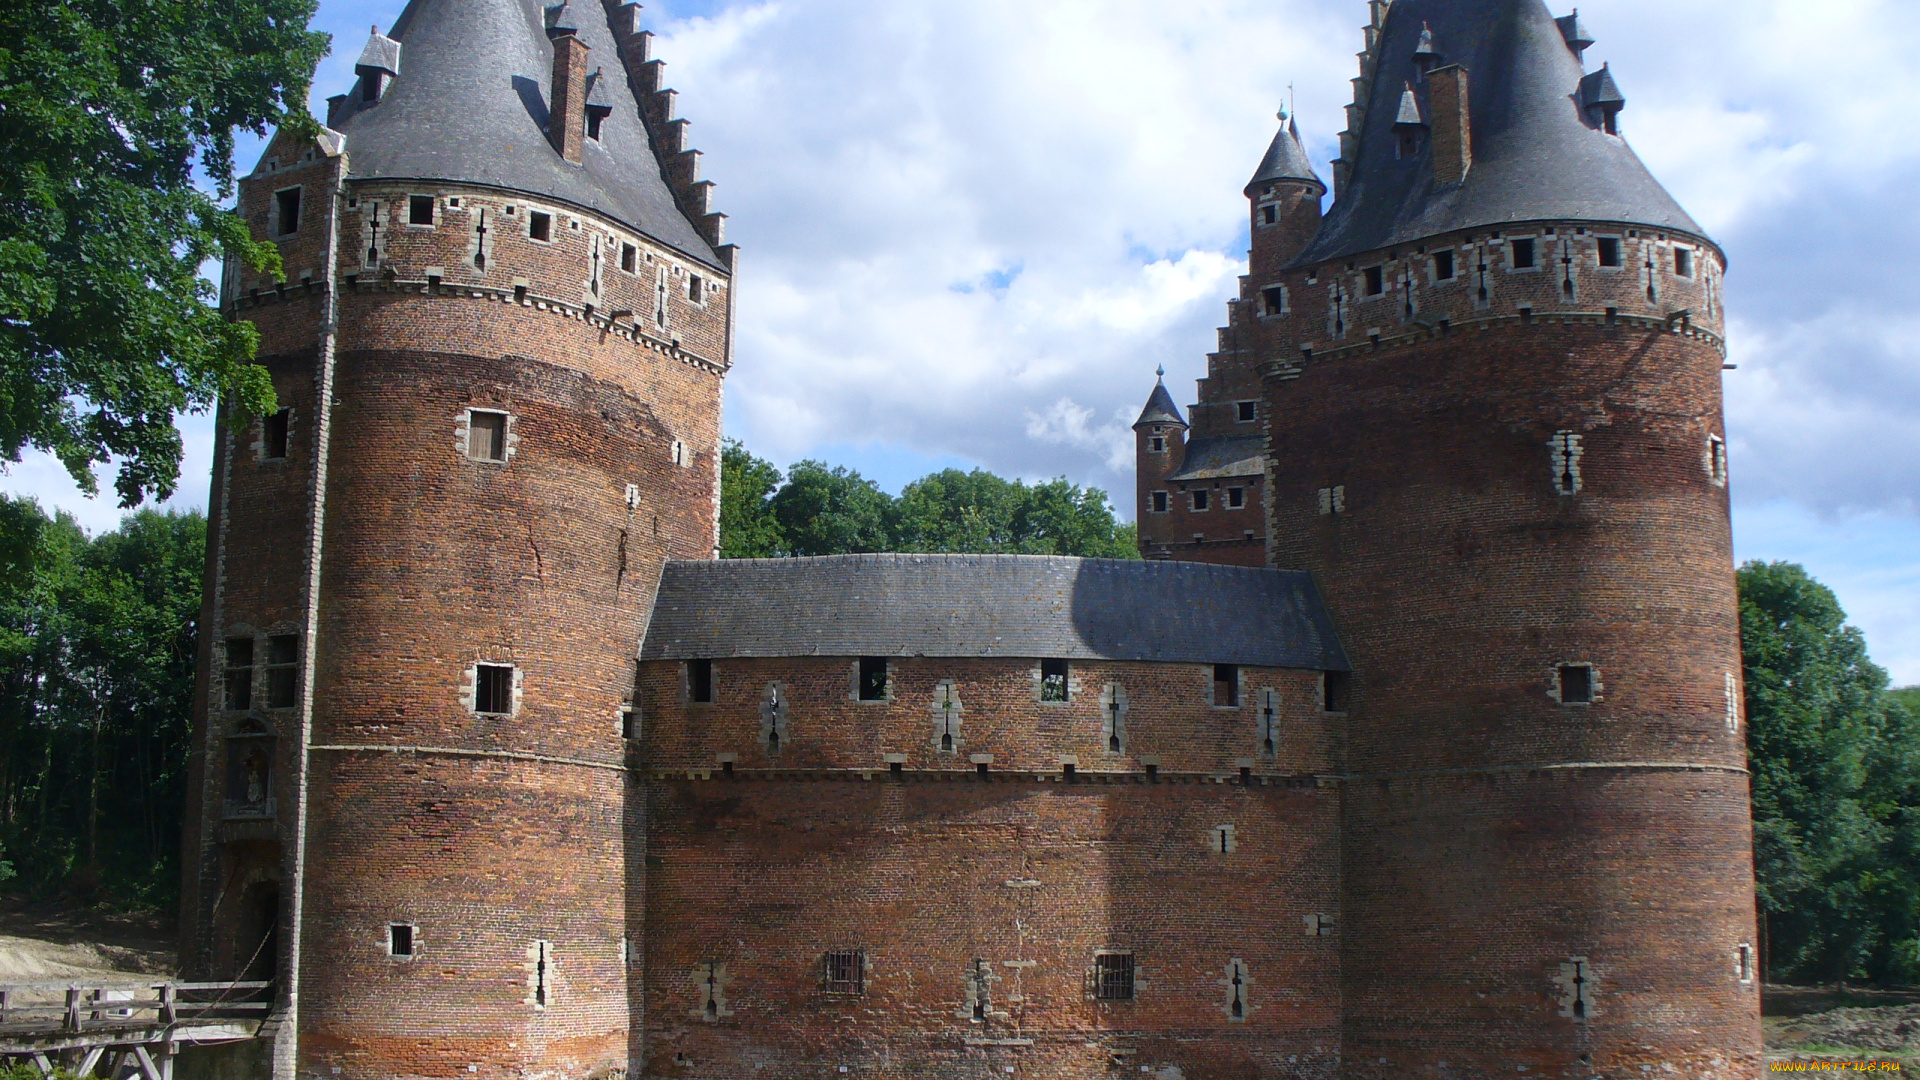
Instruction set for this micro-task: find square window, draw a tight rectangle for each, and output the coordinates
[1227,487,1245,509]
[266,635,299,708]
[1261,204,1277,225]
[1261,285,1285,315]
[1322,670,1351,712]
[224,638,255,710]
[858,656,888,701]
[389,923,416,958]
[688,275,705,304]
[475,663,515,715]
[1434,249,1455,280]
[1364,266,1384,295]
[1150,491,1169,514]
[274,187,302,237]
[1674,247,1694,278]
[1093,953,1135,1001]
[1558,664,1594,705]
[1041,658,1069,702]
[1236,401,1256,423]
[467,411,508,462]
[1512,238,1537,269]
[408,195,435,226]
[1598,237,1622,267]
[529,211,552,242]
[1191,489,1210,512]
[621,243,637,273]
[688,658,714,703]
[823,949,865,994]
[1213,664,1239,707]
[263,408,291,460]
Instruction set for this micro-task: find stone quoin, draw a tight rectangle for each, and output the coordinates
[183,0,1760,1077]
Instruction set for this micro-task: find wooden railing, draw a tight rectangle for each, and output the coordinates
[0,980,273,1036]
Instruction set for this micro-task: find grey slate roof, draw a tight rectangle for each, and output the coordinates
[1166,436,1264,482]
[640,554,1349,671]
[330,0,721,268]
[1247,117,1325,195]
[1134,379,1186,428]
[1293,0,1708,267]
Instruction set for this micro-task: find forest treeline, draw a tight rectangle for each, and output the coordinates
[2,468,1917,985]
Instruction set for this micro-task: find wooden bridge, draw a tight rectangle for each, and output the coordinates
[0,980,272,1079]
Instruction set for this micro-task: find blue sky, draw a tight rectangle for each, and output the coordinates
[8,0,1918,684]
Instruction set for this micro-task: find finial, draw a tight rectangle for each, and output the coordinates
[1156,365,1165,381]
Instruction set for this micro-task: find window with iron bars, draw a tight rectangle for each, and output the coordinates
[823,949,865,994]
[1093,952,1135,1001]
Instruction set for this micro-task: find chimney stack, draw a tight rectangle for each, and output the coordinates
[546,2,590,163]
[1428,64,1472,186]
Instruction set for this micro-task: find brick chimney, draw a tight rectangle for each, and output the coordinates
[1428,64,1472,186]
[546,2,590,164]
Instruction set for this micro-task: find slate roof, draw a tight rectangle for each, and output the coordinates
[1294,0,1708,266]
[1134,380,1186,428]
[1166,436,1264,482]
[1247,116,1325,195]
[640,554,1349,671]
[329,0,721,268]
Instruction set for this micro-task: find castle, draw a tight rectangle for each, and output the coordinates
[181,1,1761,1077]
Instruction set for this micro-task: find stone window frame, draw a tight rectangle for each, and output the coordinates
[1149,490,1169,514]
[852,657,893,704]
[668,438,691,468]
[683,659,716,705]
[1593,233,1626,271]
[1208,823,1238,853]
[526,207,555,244]
[527,940,556,1010]
[1505,233,1542,274]
[1089,950,1138,1002]
[1672,243,1697,280]
[465,661,523,718]
[1360,265,1386,299]
[1547,662,1602,707]
[1226,486,1246,510]
[1207,663,1242,710]
[1034,659,1073,705]
[1147,427,1168,454]
[686,273,707,306]
[1255,191,1280,227]
[458,407,518,465]
[1736,943,1755,984]
[1221,958,1254,1022]
[1233,400,1258,424]
[270,185,303,239]
[1428,246,1459,283]
[1706,435,1729,487]
[1258,284,1288,317]
[406,194,437,228]
[386,922,418,960]
[257,406,294,463]
[1304,913,1335,937]
[1190,488,1211,513]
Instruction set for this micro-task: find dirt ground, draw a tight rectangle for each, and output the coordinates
[0,899,176,984]
[1767,985,1920,1068]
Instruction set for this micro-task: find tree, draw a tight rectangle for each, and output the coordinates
[895,469,1138,558]
[718,440,784,559]
[1740,560,1920,984]
[768,460,898,557]
[0,0,328,512]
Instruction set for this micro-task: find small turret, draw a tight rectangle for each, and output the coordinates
[1392,82,1426,158]
[1246,109,1326,273]
[1580,62,1625,134]
[1134,367,1189,549]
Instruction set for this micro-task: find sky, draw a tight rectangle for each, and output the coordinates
[7,0,1918,684]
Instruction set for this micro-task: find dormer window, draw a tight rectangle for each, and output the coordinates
[362,72,385,102]
[586,111,605,141]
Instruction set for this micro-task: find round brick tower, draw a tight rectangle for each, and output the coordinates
[1225,0,1758,1075]
[179,1,733,1077]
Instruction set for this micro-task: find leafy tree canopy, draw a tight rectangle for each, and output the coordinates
[720,441,1139,559]
[0,0,329,510]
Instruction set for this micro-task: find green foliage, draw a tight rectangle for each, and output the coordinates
[0,0,328,509]
[0,495,205,908]
[1741,561,1920,984]
[720,444,1140,560]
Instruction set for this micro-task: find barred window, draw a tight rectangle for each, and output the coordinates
[823,949,864,994]
[476,663,515,715]
[1093,952,1135,1001]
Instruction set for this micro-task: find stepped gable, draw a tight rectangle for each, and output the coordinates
[329,0,722,267]
[1297,0,1703,266]
[641,554,1349,670]
[1246,112,1325,195]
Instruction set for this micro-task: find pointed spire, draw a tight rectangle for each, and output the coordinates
[1247,106,1326,196]
[1135,375,1186,429]
[1413,21,1439,71]
[1394,83,1425,129]
[585,67,614,112]
[1556,9,1596,58]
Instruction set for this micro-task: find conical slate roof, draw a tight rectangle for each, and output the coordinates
[1247,114,1326,195]
[1294,0,1706,266]
[329,0,720,267]
[1135,375,1186,428]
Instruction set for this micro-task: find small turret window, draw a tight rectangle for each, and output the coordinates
[1148,435,1165,453]
[1674,247,1694,278]
[1433,250,1455,281]
[408,195,435,226]
[273,188,302,238]
[1597,237,1623,267]
[1261,285,1287,316]
[1261,204,1277,225]
[1511,238,1537,270]
[528,211,552,242]
[1364,266,1384,296]
[1191,489,1210,512]
[1150,491,1169,513]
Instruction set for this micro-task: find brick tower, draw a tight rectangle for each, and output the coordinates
[1175,0,1761,1075]
[177,0,733,1076]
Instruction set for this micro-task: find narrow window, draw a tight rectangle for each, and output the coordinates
[1598,237,1623,267]
[1322,670,1351,712]
[224,638,255,710]
[1226,960,1248,1020]
[1512,238,1537,269]
[1737,943,1754,984]
[274,188,302,237]
[1708,435,1729,487]
[858,656,889,701]
[697,960,724,1020]
[932,680,961,751]
[389,923,416,958]
[1213,664,1240,707]
[1317,486,1346,515]
[621,243,637,273]
[263,408,291,460]
[1150,491,1169,513]
[970,958,990,1020]
[585,111,604,141]
[1674,247,1694,278]
[467,410,508,462]
[1191,489,1210,512]
[1549,431,1583,496]
[1236,400,1257,423]
[1101,683,1127,754]
[1257,687,1280,758]
[1214,824,1236,853]
[1040,658,1069,703]
[823,950,865,994]
[475,663,515,715]
[1226,487,1245,509]
[1261,286,1285,316]
[688,659,713,703]
[532,940,552,1009]
[1558,957,1593,1021]
[1364,266,1384,296]
[529,211,552,242]
[1557,664,1594,705]
[1433,249,1455,280]
[1093,953,1135,1001]
[266,635,299,708]
[657,270,671,329]
[1261,204,1277,225]
[408,195,435,226]
[688,275,705,303]
[1148,434,1165,453]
